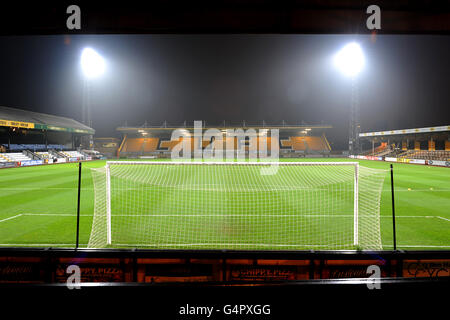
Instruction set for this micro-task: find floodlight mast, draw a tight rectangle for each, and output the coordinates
[349,76,361,156]
[80,48,105,149]
[334,42,365,155]
[81,48,105,79]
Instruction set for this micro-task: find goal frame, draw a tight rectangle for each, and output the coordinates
[104,161,360,248]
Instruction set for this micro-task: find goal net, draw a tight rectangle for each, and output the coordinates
[88,161,387,250]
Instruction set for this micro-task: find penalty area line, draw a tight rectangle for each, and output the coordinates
[0,214,23,223]
[397,245,450,248]
[0,243,88,247]
[21,213,92,217]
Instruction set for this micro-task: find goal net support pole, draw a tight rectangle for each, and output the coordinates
[354,163,359,246]
[106,163,112,245]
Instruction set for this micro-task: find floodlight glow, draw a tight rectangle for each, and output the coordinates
[333,42,365,77]
[81,48,105,78]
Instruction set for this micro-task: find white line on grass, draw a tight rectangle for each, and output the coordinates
[382,189,450,192]
[0,214,22,223]
[22,213,92,217]
[0,243,87,247]
[8,213,448,219]
[382,215,438,219]
[0,188,94,190]
[114,243,355,248]
[397,245,450,248]
[114,243,450,248]
[436,216,450,222]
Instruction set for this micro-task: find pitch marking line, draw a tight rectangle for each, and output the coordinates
[0,243,449,248]
[113,243,450,249]
[2,213,448,220]
[398,245,450,248]
[21,213,92,217]
[0,214,22,223]
[0,243,88,247]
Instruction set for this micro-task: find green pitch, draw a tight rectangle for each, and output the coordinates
[0,159,449,250]
[94,162,366,250]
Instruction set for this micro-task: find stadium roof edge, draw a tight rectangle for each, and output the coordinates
[0,106,95,135]
[359,125,450,138]
[117,124,333,132]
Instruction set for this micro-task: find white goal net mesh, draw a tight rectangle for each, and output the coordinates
[88,161,387,250]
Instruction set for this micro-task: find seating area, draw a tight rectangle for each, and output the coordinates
[281,137,307,151]
[36,151,52,159]
[0,152,32,162]
[398,150,450,161]
[61,150,84,159]
[121,138,146,153]
[118,135,331,156]
[304,136,330,151]
[0,149,103,165]
[280,136,330,152]
[143,138,160,152]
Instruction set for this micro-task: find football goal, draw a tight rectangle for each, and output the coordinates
[88,161,387,250]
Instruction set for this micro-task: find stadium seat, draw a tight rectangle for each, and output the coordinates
[398,150,450,161]
[0,153,32,162]
[122,138,145,152]
[142,138,159,152]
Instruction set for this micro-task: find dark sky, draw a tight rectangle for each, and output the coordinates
[0,34,449,148]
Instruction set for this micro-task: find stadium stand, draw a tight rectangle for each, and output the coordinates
[142,138,160,152]
[121,138,145,153]
[61,150,85,159]
[0,106,93,135]
[360,125,450,162]
[280,136,330,152]
[115,122,334,158]
[117,135,331,157]
[0,105,94,153]
[362,142,389,156]
[281,137,307,151]
[0,152,32,162]
[36,151,51,159]
[0,106,99,166]
[398,150,450,161]
[304,136,330,151]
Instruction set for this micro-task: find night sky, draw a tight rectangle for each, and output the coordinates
[0,34,449,149]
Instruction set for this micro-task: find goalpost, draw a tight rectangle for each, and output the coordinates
[88,161,387,250]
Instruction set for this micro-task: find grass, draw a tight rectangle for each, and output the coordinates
[0,158,449,250]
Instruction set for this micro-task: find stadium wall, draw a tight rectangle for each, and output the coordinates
[0,249,448,284]
[350,155,450,167]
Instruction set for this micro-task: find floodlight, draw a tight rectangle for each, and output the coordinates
[333,42,365,77]
[81,48,105,78]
